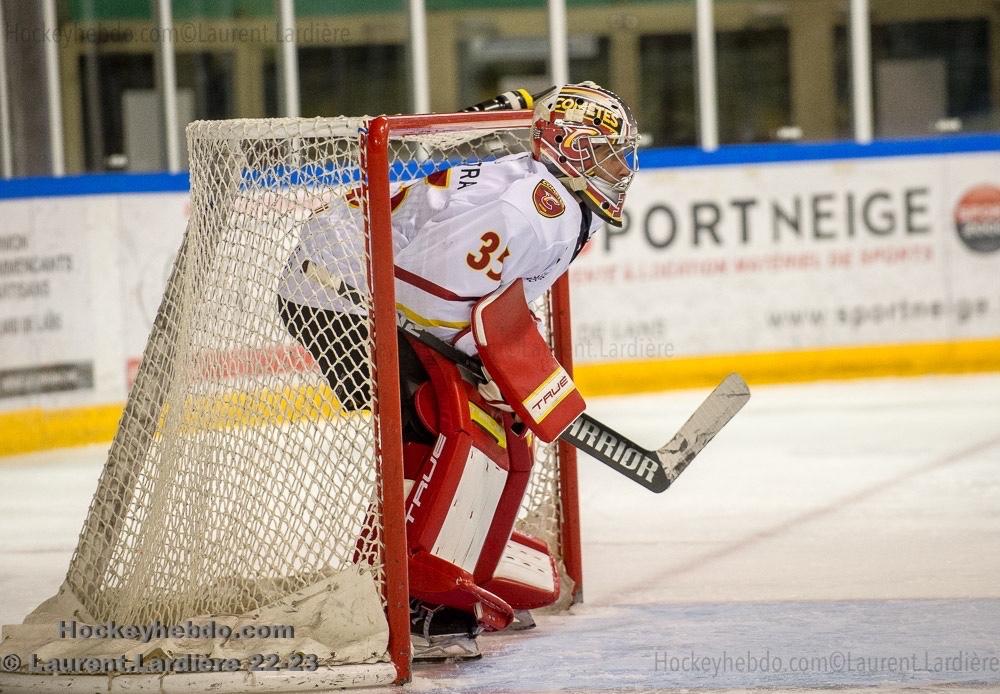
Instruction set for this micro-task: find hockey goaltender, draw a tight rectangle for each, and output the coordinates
[276,82,639,659]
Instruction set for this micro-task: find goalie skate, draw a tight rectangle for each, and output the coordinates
[410,601,483,662]
[509,609,537,631]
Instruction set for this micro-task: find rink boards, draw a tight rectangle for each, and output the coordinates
[570,135,1000,393]
[1,135,998,453]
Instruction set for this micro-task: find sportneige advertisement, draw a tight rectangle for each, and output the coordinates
[1,149,998,424]
[569,152,1000,365]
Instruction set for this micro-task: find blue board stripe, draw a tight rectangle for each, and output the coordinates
[0,134,997,200]
[639,133,1000,169]
[0,171,190,200]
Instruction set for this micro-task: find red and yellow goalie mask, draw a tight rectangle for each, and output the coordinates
[531,82,639,227]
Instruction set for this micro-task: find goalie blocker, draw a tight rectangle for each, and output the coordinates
[473,279,586,443]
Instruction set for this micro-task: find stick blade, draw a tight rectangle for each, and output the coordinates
[655,373,750,487]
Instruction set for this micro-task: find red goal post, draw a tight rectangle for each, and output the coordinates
[364,111,584,682]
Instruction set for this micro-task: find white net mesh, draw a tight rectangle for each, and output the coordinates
[70,118,384,629]
[0,116,574,687]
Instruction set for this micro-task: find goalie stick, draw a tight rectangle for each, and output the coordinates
[302,261,750,493]
[395,313,749,494]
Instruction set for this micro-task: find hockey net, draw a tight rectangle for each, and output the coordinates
[0,112,581,691]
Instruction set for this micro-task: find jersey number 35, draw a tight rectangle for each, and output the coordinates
[466,231,510,282]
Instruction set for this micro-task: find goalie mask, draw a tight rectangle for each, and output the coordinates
[531,82,638,227]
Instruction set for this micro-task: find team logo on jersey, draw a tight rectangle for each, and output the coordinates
[532,180,566,218]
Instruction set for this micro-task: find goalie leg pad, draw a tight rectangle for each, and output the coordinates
[404,431,517,631]
[482,531,560,611]
[403,338,558,628]
[471,416,535,584]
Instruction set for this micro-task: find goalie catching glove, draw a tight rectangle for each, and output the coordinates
[472,279,585,443]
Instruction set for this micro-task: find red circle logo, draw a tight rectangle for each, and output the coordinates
[954,185,1000,254]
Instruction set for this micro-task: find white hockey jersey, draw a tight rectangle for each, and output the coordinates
[277,152,601,353]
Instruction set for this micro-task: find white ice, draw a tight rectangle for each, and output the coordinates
[2,374,999,693]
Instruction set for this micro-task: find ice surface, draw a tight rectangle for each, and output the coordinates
[2,374,999,692]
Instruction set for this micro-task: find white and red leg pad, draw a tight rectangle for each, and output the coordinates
[402,340,525,630]
[470,414,534,582]
[482,531,561,610]
[472,279,585,443]
[402,339,562,629]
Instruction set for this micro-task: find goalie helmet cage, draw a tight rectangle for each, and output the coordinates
[0,111,582,692]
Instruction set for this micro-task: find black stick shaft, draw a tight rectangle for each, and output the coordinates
[396,316,672,492]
